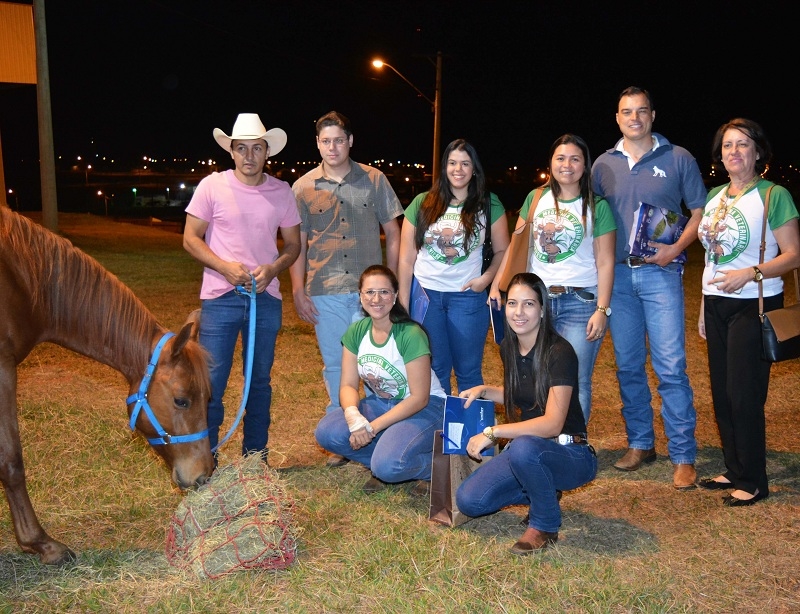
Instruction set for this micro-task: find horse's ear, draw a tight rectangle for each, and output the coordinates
[171,309,201,356]
[183,309,202,341]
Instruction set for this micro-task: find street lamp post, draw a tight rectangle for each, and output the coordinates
[97,190,109,216]
[372,51,442,182]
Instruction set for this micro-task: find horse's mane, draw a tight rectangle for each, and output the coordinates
[1,209,157,366]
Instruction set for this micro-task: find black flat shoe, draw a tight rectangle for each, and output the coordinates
[699,477,734,490]
[722,490,767,507]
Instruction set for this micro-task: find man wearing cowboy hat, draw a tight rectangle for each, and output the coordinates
[289,111,403,467]
[184,113,301,462]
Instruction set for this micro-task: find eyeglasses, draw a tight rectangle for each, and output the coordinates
[360,289,395,299]
[318,137,348,147]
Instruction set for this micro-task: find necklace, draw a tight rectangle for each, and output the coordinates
[707,175,760,264]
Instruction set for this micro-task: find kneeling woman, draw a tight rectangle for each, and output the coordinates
[456,273,597,554]
[315,265,446,492]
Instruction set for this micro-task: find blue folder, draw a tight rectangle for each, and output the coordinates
[442,395,495,456]
[410,276,429,324]
[489,297,504,344]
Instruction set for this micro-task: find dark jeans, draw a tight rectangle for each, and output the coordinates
[200,289,282,456]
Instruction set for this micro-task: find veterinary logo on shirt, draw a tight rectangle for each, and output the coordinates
[358,354,407,399]
[423,212,480,266]
[531,208,585,264]
[700,206,749,264]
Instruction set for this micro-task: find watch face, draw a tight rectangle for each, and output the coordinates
[605,306,612,316]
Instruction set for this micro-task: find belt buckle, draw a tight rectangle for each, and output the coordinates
[626,256,646,268]
[556,434,572,445]
[548,285,567,296]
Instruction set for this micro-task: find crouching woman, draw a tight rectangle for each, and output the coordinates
[315,265,446,493]
[456,272,597,554]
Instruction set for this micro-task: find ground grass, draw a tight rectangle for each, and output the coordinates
[1,213,799,613]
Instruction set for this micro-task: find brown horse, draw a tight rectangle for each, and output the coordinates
[0,208,215,565]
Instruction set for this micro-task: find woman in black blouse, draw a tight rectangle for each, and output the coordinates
[456,273,597,554]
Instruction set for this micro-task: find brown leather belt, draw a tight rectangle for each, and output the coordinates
[548,285,582,295]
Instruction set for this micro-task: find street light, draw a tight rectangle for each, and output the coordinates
[97,190,109,216]
[372,51,442,182]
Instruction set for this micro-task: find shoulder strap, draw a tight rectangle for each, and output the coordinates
[761,185,800,305]
[525,187,545,224]
[483,193,493,247]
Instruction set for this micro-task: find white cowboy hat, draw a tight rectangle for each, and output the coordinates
[212,113,287,156]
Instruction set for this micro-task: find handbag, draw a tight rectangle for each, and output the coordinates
[757,186,800,362]
[481,194,494,274]
[496,187,544,292]
[428,430,482,527]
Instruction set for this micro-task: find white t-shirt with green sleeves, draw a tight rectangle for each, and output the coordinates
[699,180,798,299]
[518,186,616,287]
[404,192,505,292]
[342,318,447,401]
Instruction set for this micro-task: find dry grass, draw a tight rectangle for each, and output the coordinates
[1,213,799,613]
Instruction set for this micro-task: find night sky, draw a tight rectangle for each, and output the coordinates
[1,0,796,184]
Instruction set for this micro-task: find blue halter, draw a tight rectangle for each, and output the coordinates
[126,331,209,445]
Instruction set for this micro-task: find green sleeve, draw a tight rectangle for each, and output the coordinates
[489,192,505,224]
[404,191,428,224]
[395,322,431,364]
[342,318,371,355]
[765,184,799,229]
[518,187,550,221]
[592,197,617,237]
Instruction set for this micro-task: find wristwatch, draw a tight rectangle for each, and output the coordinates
[483,426,498,443]
[753,266,764,282]
[596,305,612,317]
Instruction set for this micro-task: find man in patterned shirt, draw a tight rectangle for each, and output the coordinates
[289,111,403,467]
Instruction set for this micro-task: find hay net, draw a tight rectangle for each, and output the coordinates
[166,453,298,579]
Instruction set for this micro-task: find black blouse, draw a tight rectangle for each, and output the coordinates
[504,334,587,435]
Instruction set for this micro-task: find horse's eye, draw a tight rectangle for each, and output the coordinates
[174,397,190,410]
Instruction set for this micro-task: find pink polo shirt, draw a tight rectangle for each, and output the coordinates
[186,169,300,300]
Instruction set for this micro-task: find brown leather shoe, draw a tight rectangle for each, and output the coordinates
[410,480,430,497]
[362,475,387,494]
[510,527,559,555]
[673,463,697,490]
[326,453,350,468]
[614,448,657,471]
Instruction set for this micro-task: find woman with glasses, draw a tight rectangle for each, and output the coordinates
[314,265,446,494]
[398,138,510,394]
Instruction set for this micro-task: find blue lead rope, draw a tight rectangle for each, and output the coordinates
[212,275,257,453]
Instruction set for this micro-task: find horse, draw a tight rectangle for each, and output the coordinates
[0,208,215,565]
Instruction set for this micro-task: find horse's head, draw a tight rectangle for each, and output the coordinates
[128,310,215,489]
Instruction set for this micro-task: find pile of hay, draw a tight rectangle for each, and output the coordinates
[165,453,298,579]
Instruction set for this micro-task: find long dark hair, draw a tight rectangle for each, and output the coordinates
[499,273,558,422]
[710,118,772,176]
[358,264,415,325]
[413,138,487,250]
[545,134,597,226]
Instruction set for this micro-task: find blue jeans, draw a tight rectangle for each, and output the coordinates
[200,289,282,456]
[311,293,364,413]
[548,286,603,424]
[609,263,697,464]
[314,394,445,482]
[456,436,597,533]
[423,287,489,395]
